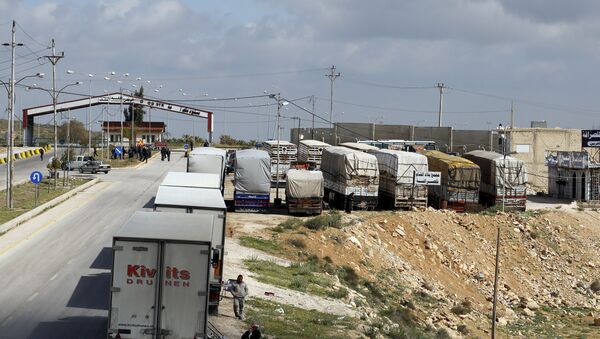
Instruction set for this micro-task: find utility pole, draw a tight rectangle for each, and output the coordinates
[119,89,123,149]
[88,80,92,154]
[510,100,515,130]
[311,95,315,139]
[491,226,501,339]
[436,82,445,127]
[326,65,340,144]
[45,39,64,187]
[3,20,23,208]
[275,93,282,206]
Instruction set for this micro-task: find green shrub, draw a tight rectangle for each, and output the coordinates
[451,300,473,315]
[338,266,360,287]
[304,212,342,230]
[290,276,308,290]
[274,218,303,232]
[326,287,349,299]
[288,238,306,248]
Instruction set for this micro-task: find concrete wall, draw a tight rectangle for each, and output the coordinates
[507,128,581,193]
[452,130,496,153]
[413,127,453,151]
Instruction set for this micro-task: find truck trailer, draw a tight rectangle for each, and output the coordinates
[298,139,331,168]
[161,172,221,191]
[234,149,271,212]
[187,147,227,192]
[423,150,481,212]
[371,149,429,209]
[285,169,324,215]
[154,185,227,314]
[463,150,527,211]
[321,146,379,210]
[108,211,214,339]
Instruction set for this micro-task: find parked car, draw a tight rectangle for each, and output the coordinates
[62,156,94,171]
[79,160,111,174]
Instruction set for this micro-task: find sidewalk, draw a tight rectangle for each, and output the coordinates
[0,145,51,164]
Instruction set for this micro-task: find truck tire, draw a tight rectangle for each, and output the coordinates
[79,168,83,173]
[104,171,109,174]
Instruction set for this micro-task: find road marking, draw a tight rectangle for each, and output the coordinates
[27,292,38,302]
[0,182,113,257]
[49,273,58,281]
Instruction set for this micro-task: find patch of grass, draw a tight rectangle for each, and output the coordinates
[304,211,343,230]
[326,287,349,299]
[245,298,356,339]
[0,178,91,227]
[239,236,283,255]
[504,306,600,338]
[272,218,303,233]
[244,258,335,297]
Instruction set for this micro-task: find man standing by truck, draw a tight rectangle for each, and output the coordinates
[231,274,248,320]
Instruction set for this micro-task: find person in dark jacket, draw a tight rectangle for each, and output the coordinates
[166,147,171,161]
[241,323,261,339]
[39,147,44,161]
[160,147,166,161]
[345,193,354,214]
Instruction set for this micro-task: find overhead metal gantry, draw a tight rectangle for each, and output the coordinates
[22,92,214,146]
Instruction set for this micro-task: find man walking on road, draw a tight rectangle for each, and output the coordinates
[39,148,44,161]
[231,274,248,320]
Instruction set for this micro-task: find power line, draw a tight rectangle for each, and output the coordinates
[344,77,435,90]
[15,22,50,49]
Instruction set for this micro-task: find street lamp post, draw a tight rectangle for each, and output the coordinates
[269,93,288,206]
[0,73,44,208]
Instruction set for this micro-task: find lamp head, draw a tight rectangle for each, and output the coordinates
[66,70,74,74]
[36,73,44,78]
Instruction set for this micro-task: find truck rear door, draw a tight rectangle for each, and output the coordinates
[109,240,160,339]
[159,242,210,339]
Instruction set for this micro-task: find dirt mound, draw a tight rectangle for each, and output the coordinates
[255,208,600,337]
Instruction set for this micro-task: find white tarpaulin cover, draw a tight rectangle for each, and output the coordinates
[371,149,428,184]
[463,150,527,188]
[234,149,271,193]
[286,169,324,198]
[188,147,226,177]
[321,147,379,183]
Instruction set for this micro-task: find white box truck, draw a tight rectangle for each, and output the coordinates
[108,211,214,339]
[153,185,227,315]
[161,172,221,191]
[187,147,227,191]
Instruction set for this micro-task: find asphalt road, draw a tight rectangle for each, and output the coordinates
[0,153,186,339]
[0,148,65,189]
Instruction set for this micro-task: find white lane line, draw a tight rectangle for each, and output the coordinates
[27,292,38,302]
[49,273,59,281]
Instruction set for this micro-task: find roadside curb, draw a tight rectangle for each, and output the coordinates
[0,145,51,165]
[132,152,160,169]
[0,177,100,234]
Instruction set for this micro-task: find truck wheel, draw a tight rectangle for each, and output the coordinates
[79,169,83,173]
[104,171,109,174]
[92,170,97,174]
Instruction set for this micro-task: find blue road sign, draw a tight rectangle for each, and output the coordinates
[184,143,189,150]
[30,171,43,184]
[115,147,123,155]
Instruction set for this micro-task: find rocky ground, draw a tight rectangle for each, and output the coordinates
[213,204,600,338]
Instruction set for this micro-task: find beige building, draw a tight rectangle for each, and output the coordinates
[505,128,581,193]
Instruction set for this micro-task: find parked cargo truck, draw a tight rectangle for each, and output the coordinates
[321,147,379,210]
[161,172,221,191]
[423,150,481,212]
[187,147,227,192]
[154,185,227,314]
[108,211,214,339]
[372,149,429,209]
[463,150,527,211]
[298,139,331,168]
[234,149,271,212]
[285,169,324,215]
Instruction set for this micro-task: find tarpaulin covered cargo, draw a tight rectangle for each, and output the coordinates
[321,147,379,183]
[372,149,428,184]
[187,147,226,177]
[321,147,379,198]
[423,150,480,190]
[286,169,324,199]
[463,150,527,188]
[234,150,271,194]
[340,142,380,152]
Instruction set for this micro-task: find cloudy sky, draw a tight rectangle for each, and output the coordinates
[1,0,600,142]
